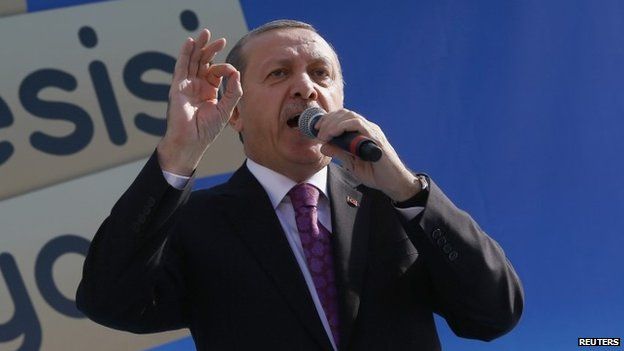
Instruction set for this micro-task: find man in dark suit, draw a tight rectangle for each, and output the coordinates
[76,20,523,350]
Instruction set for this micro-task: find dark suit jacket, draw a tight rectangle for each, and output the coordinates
[76,153,523,350]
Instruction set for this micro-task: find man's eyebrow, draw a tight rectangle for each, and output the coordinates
[260,55,334,71]
[306,50,334,62]
[259,57,293,72]
[309,56,333,65]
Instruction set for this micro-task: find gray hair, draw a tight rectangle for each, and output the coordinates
[226,19,317,79]
[224,19,343,85]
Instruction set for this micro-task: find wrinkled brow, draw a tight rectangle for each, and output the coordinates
[261,55,335,71]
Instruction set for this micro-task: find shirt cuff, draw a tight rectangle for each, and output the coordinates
[162,170,191,190]
[392,174,430,220]
[394,205,425,220]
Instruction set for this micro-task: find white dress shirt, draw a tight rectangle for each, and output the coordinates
[162,160,424,350]
[245,159,338,350]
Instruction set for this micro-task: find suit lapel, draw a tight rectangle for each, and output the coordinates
[327,164,370,349]
[221,164,333,350]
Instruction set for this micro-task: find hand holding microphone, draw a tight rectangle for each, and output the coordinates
[298,107,383,162]
[299,107,423,202]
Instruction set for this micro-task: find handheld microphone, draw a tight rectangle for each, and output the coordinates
[298,107,382,162]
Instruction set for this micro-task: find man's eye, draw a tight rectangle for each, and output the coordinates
[313,69,330,78]
[269,69,287,78]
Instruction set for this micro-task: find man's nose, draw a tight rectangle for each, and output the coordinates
[291,73,318,100]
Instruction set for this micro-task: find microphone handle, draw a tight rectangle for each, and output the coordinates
[331,131,382,162]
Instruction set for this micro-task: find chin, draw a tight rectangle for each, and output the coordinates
[287,150,329,167]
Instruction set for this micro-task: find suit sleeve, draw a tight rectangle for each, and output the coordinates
[401,179,524,341]
[76,151,193,333]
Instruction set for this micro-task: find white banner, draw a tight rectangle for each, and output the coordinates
[0,0,247,350]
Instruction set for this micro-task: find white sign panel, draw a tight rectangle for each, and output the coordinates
[0,0,247,350]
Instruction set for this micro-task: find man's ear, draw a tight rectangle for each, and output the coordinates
[229,105,243,132]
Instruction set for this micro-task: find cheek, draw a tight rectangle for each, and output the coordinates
[321,88,344,110]
[245,115,279,145]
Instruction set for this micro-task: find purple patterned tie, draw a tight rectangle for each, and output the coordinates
[288,183,340,347]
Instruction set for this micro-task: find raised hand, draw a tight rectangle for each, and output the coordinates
[157,29,242,176]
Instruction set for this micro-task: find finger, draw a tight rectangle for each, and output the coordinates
[320,143,340,157]
[321,144,355,170]
[315,109,350,141]
[318,114,371,142]
[204,68,223,89]
[331,118,373,139]
[189,29,210,77]
[217,67,243,116]
[172,38,194,83]
[203,63,235,86]
[198,38,227,77]
[200,38,227,65]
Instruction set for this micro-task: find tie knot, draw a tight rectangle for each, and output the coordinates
[288,183,320,210]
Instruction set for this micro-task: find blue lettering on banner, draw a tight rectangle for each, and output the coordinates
[0,253,42,351]
[80,26,128,146]
[0,97,14,165]
[124,52,176,137]
[0,235,90,350]
[35,234,89,318]
[0,9,201,166]
[0,8,203,350]
[19,68,95,155]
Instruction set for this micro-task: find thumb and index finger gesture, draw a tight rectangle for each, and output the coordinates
[158,28,242,176]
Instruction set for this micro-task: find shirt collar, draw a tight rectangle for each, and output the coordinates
[246,158,329,209]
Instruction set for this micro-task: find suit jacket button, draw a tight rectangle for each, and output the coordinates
[443,243,453,254]
[432,228,442,239]
[147,196,156,206]
[436,236,447,246]
[449,251,458,261]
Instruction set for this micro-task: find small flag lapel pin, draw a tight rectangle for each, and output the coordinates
[346,195,359,207]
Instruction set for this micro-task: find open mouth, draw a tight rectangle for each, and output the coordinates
[286,115,300,128]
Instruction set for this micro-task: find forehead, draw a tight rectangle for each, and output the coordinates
[242,28,338,70]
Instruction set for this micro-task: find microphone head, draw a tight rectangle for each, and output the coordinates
[298,107,326,138]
